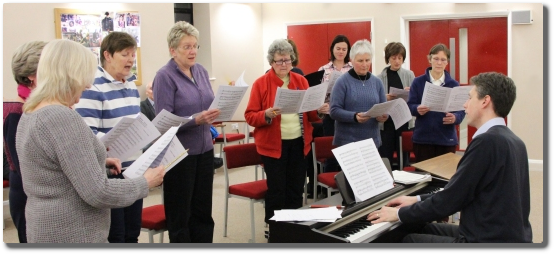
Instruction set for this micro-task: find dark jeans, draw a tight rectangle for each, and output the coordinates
[378,118,409,170]
[107,173,143,243]
[164,149,215,243]
[261,137,307,223]
[9,170,27,243]
[403,223,465,243]
[322,115,340,172]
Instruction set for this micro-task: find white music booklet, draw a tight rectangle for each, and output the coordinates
[100,112,161,161]
[123,125,188,179]
[388,87,409,102]
[332,138,394,202]
[209,70,249,122]
[152,109,196,135]
[421,82,473,112]
[273,82,329,114]
[360,99,412,130]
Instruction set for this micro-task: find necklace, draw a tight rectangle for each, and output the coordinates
[357,73,368,86]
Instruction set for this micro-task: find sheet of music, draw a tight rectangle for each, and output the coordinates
[332,138,394,202]
[388,87,409,102]
[102,113,161,161]
[298,82,328,113]
[209,85,248,121]
[152,109,194,134]
[209,71,249,121]
[123,126,184,179]
[325,70,343,94]
[274,84,328,114]
[159,136,188,172]
[273,87,304,114]
[421,82,473,112]
[360,99,412,130]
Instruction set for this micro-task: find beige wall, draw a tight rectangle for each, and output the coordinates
[3,3,174,101]
[3,3,543,162]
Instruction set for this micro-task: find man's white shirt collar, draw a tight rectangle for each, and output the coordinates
[472,117,506,139]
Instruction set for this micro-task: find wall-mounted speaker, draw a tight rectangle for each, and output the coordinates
[512,10,533,25]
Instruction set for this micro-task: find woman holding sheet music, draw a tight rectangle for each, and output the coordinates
[153,21,220,243]
[329,39,388,149]
[377,42,415,169]
[406,43,465,162]
[245,39,328,228]
[316,35,354,175]
[15,40,164,243]
[74,31,144,243]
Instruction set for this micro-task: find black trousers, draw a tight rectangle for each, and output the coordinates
[261,137,307,223]
[163,149,215,243]
[9,170,27,243]
[107,173,143,243]
[378,118,409,169]
[402,223,465,243]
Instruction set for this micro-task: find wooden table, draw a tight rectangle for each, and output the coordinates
[410,153,462,180]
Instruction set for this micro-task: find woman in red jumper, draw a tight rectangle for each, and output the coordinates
[245,39,329,227]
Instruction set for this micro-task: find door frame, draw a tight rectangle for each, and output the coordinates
[399,11,513,129]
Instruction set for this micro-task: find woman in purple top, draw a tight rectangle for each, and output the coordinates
[3,41,46,243]
[153,21,220,243]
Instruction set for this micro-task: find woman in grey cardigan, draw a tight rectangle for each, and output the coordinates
[15,39,165,243]
[377,42,415,169]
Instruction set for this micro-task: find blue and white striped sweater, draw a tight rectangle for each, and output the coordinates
[74,66,141,168]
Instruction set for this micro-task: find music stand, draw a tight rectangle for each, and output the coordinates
[304,70,325,87]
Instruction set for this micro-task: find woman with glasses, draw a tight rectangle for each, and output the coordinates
[153,21,220,243]
[245,39,328,228]
[407,43,465,162]
[377,42,415,169]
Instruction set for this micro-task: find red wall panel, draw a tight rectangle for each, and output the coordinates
[287,24,329,74]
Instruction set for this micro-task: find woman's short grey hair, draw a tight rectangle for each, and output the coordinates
[23,40,97,112]
[12,41,47,86]
[349,39,374,60]
[167,21,199,52]
[266,39,295,65]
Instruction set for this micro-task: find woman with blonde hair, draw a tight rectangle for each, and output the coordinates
[16,39,165,243]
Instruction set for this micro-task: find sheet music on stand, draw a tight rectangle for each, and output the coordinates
[331,138,394,202]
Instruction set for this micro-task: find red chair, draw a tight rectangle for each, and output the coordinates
[213,122,246,158]
[399,131,417,170]
[311,136,339,202]
[223,143,267,243]
[140,185,167,243]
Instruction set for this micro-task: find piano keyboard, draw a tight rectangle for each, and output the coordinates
[324,183,443,243]
[329,211,400,243]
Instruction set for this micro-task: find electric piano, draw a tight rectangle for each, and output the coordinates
[269,174,447,243]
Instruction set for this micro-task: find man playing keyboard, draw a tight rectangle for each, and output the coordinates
[367,72,532,243]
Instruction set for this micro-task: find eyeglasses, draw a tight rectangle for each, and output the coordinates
[273,59,292,65]
[180,45,200,51]
[432,57,448,63]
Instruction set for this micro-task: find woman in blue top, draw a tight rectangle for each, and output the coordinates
[330,39,388,149]
[407,43,465,162]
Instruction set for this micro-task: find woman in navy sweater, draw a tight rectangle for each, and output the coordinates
[407,43,465,162]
